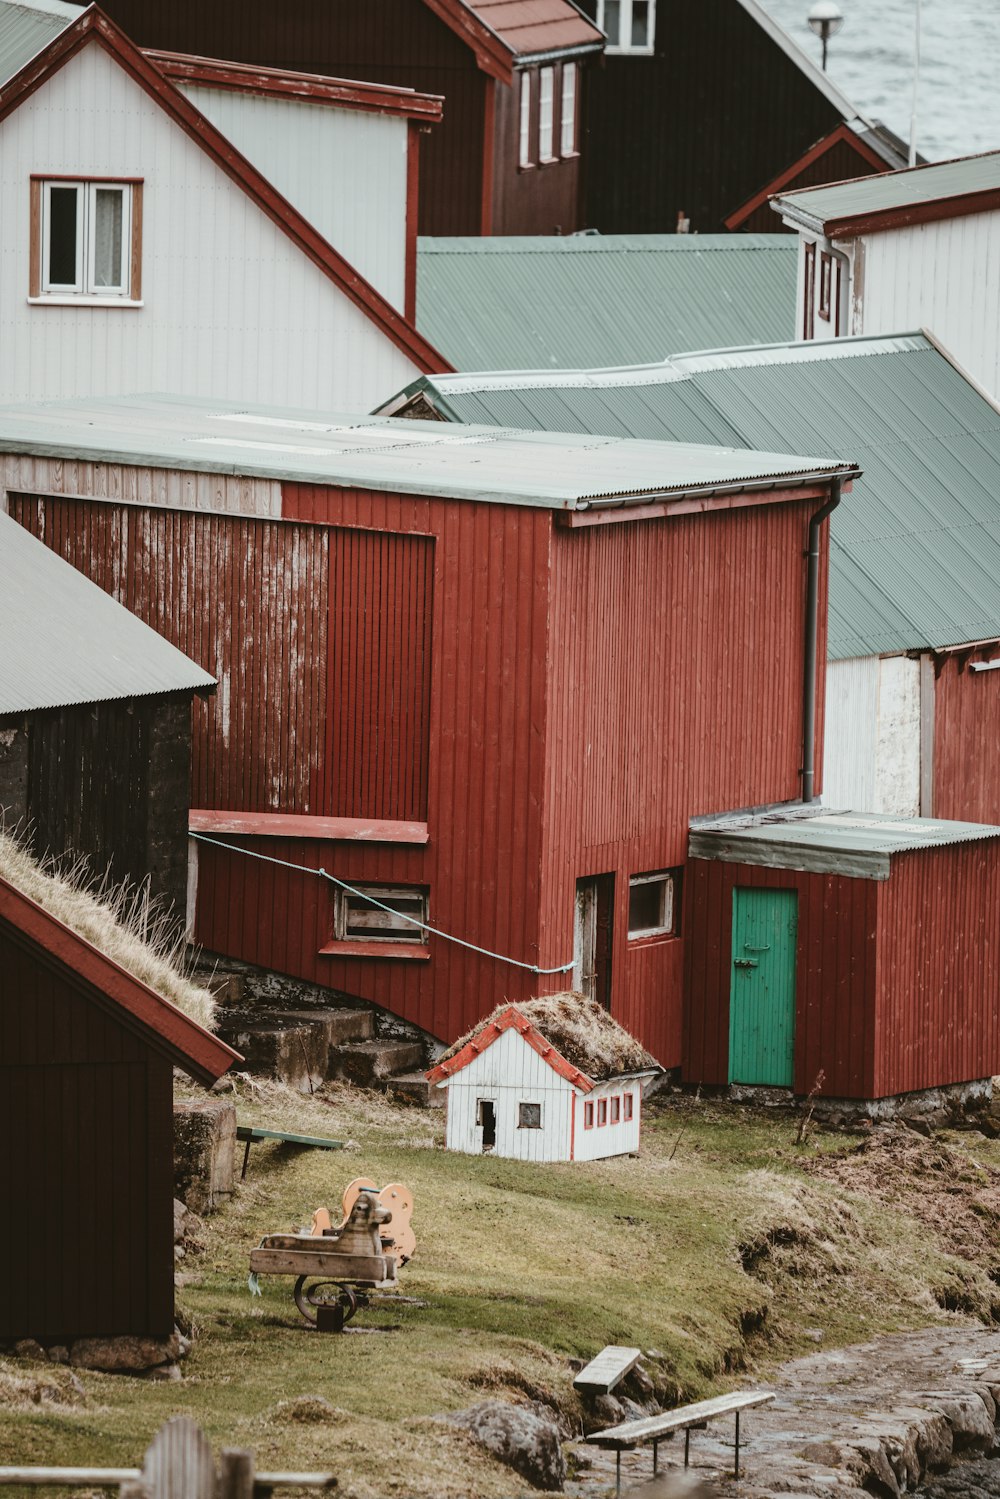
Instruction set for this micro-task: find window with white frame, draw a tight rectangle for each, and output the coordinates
[32,179,141,302]
[519,70,533,168]
[333,884,428,944]
[628,868,680,939]
[538,66,555,161]
[596,0,655,53]
[560,63,577,156]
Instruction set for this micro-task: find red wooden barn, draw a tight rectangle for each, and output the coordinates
[685,809,1000,1103]
[0,851,237,1344]
[0,398,858,1069]
[90,0,605,236]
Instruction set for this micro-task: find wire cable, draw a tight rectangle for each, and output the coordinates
[190,831,575,976]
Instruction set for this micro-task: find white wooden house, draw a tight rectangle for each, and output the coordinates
[0,5,447,411]
[773,151,1000,400]
[426,996,661,1162]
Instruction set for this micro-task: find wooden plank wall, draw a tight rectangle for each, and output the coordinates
[684,860,878,1098]
[931,656,1000,824]
[0,924,174,1339]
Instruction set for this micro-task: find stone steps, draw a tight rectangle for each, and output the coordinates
[383,1070,445,1108]
[330,1039,425,1087]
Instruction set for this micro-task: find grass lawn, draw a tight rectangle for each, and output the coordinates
[2,1081,998,1497]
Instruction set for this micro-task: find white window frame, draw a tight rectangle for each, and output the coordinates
[34,178,140,305]
[627,869,678,940]
[333,884,429,945]
[596,0,656,55]
[560,62,578,157]
[538,66,555,162]
[519,70,533,168]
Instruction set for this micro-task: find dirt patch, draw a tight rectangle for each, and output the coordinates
[0,1362,88,1411]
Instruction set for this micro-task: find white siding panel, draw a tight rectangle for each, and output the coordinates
[0,44,419,411]
[442,1029,575,1161]
[853,209,1000,400]
[0,455,283,517]
[823,654,921,815]
[178,85,408,311]
[873,654,921,815]
[573,1078,642,1161]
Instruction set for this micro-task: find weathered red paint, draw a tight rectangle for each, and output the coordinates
[931,653,1000,824]
[145,50,445,119]
[427,1005,594,1089]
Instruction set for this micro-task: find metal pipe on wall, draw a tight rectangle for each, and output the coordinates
[802,478,843,803]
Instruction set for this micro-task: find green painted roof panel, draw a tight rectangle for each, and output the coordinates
[776,150,1000,228]
[416,235,798,371]
[0,0,76,85]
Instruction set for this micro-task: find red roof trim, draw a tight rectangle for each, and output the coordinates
[421,0,515,81]
[0,874,239,1086]
[0,8,451,376]
[820,188,1000,240]
[190,809,429,844]
[426,1005,595,1091]
[145,50,444,123]
[725,123,889,232]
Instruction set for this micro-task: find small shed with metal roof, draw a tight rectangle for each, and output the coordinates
[0,393,858,1069]
[685,807,1000,1104]
[0,508,215,921]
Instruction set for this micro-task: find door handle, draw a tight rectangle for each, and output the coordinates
[733,958,759,970]
[744,944,770,952]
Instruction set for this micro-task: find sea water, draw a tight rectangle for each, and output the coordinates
[759,0,1000,162]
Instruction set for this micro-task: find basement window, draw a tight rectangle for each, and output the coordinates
[628,868,680,940]
[518,1102,542,1129]
[596,0,655,54]
[334,884,428,944]
[31,179,142,303]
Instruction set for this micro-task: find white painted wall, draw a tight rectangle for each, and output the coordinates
[824,654,922,815]
[440,1028,576,1162]
[177,85,408,311]
[573,1077,642,1162]
[795,234,850,342]
[0,42,420,410]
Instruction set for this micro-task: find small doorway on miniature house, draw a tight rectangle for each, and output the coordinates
[728,887,798,1086]
[573,874,615,1010]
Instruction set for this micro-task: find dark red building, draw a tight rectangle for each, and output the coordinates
[91,0,604,235]
[0,398,857,1068]
[0,865,237,1342]
[725,122,906,235]
[685,810,1000,1101]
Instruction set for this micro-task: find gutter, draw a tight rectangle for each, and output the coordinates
[802,478,843,803]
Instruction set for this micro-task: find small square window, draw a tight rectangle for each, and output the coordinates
[31,178,141,302]
[596,0,655,54]
[584,1101,594,1129]
[623,1091,634,1121]
[597,1098,608,1126]
[610,1095,621,1124]
[628,869,680,939]
[518,1101,542,1129]
[334,884,428,944]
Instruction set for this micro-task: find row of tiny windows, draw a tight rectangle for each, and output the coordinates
[583,1092,634,1129]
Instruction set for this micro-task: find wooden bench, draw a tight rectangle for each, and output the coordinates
[573,1345,642,1395]
[585,1389,775,1493]
[237,1126,345,1179]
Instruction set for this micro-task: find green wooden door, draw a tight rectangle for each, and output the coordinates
[728,888,798,1086]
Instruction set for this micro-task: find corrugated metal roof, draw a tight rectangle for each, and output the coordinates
[0,393,856,510]
[0,509,215,714]
[416,235,797,371]
[382,334,1000,659]
[0,0,75,85]
[689,807,1000,881]
[469,0,603,57]
[776,150,1000,230]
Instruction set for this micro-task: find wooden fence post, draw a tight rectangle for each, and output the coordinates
[142,1416,217,1498]
[218,1449,254,1499]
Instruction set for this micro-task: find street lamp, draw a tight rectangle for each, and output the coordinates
[808,0,844,72]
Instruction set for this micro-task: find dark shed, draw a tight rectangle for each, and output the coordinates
[0,511,215,922]
[0,846,237,1342]
[685,810,1000,1101]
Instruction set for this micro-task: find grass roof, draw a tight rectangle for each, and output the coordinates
[0,829,216,1031]
[441,991,660,1081]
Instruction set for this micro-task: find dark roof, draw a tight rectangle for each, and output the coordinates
[379,333,1000,660]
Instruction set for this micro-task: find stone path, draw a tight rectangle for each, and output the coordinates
[569,1326,1000,1497]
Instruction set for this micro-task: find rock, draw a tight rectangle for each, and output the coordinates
[47,1346,69,1365]
[800,1436,899,1498]
[69,1330,185,1372]
[140,1363,182,1382]
[173,1099,236,1214]
[625,1362,655,1397]
[13,1339,46,1361]
[618,1395,649,1422]
[971,1382,997,1423]
[584,1392,625,1432]
[890,1406,953,1473]
[802,1328,825,1343]
[445,1400,565,1492]
[914,1392,997,1451]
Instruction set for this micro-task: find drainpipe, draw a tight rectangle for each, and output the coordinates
[802,478,842,803]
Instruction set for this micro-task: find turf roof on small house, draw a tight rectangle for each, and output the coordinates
[428,993,661,1088]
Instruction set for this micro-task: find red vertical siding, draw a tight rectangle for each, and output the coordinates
[540,497,830,1065]
[876,842,1000,1095]
[684,859,878,1097]
[932,656,1000,823]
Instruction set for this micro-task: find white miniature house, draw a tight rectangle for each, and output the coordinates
[426,994,661,1162]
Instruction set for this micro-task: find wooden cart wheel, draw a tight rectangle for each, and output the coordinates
[292,1277,359,1329]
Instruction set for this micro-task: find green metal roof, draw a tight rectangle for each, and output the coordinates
[0,0,76,85]
[689,808,1000,881]
[416,235,797,371]
[775,150,1000,232]
[379,334,1000,659]
[0,393,855,511]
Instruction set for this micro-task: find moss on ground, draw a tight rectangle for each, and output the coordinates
[2,1082,998,1497]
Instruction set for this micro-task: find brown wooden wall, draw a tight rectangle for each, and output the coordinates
[931,657,1000,824]
[541,496,830,1066]
[491,64,583,234]
[684,859,878,1098]
[733,136,889,235]
[0,922,174,1340]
